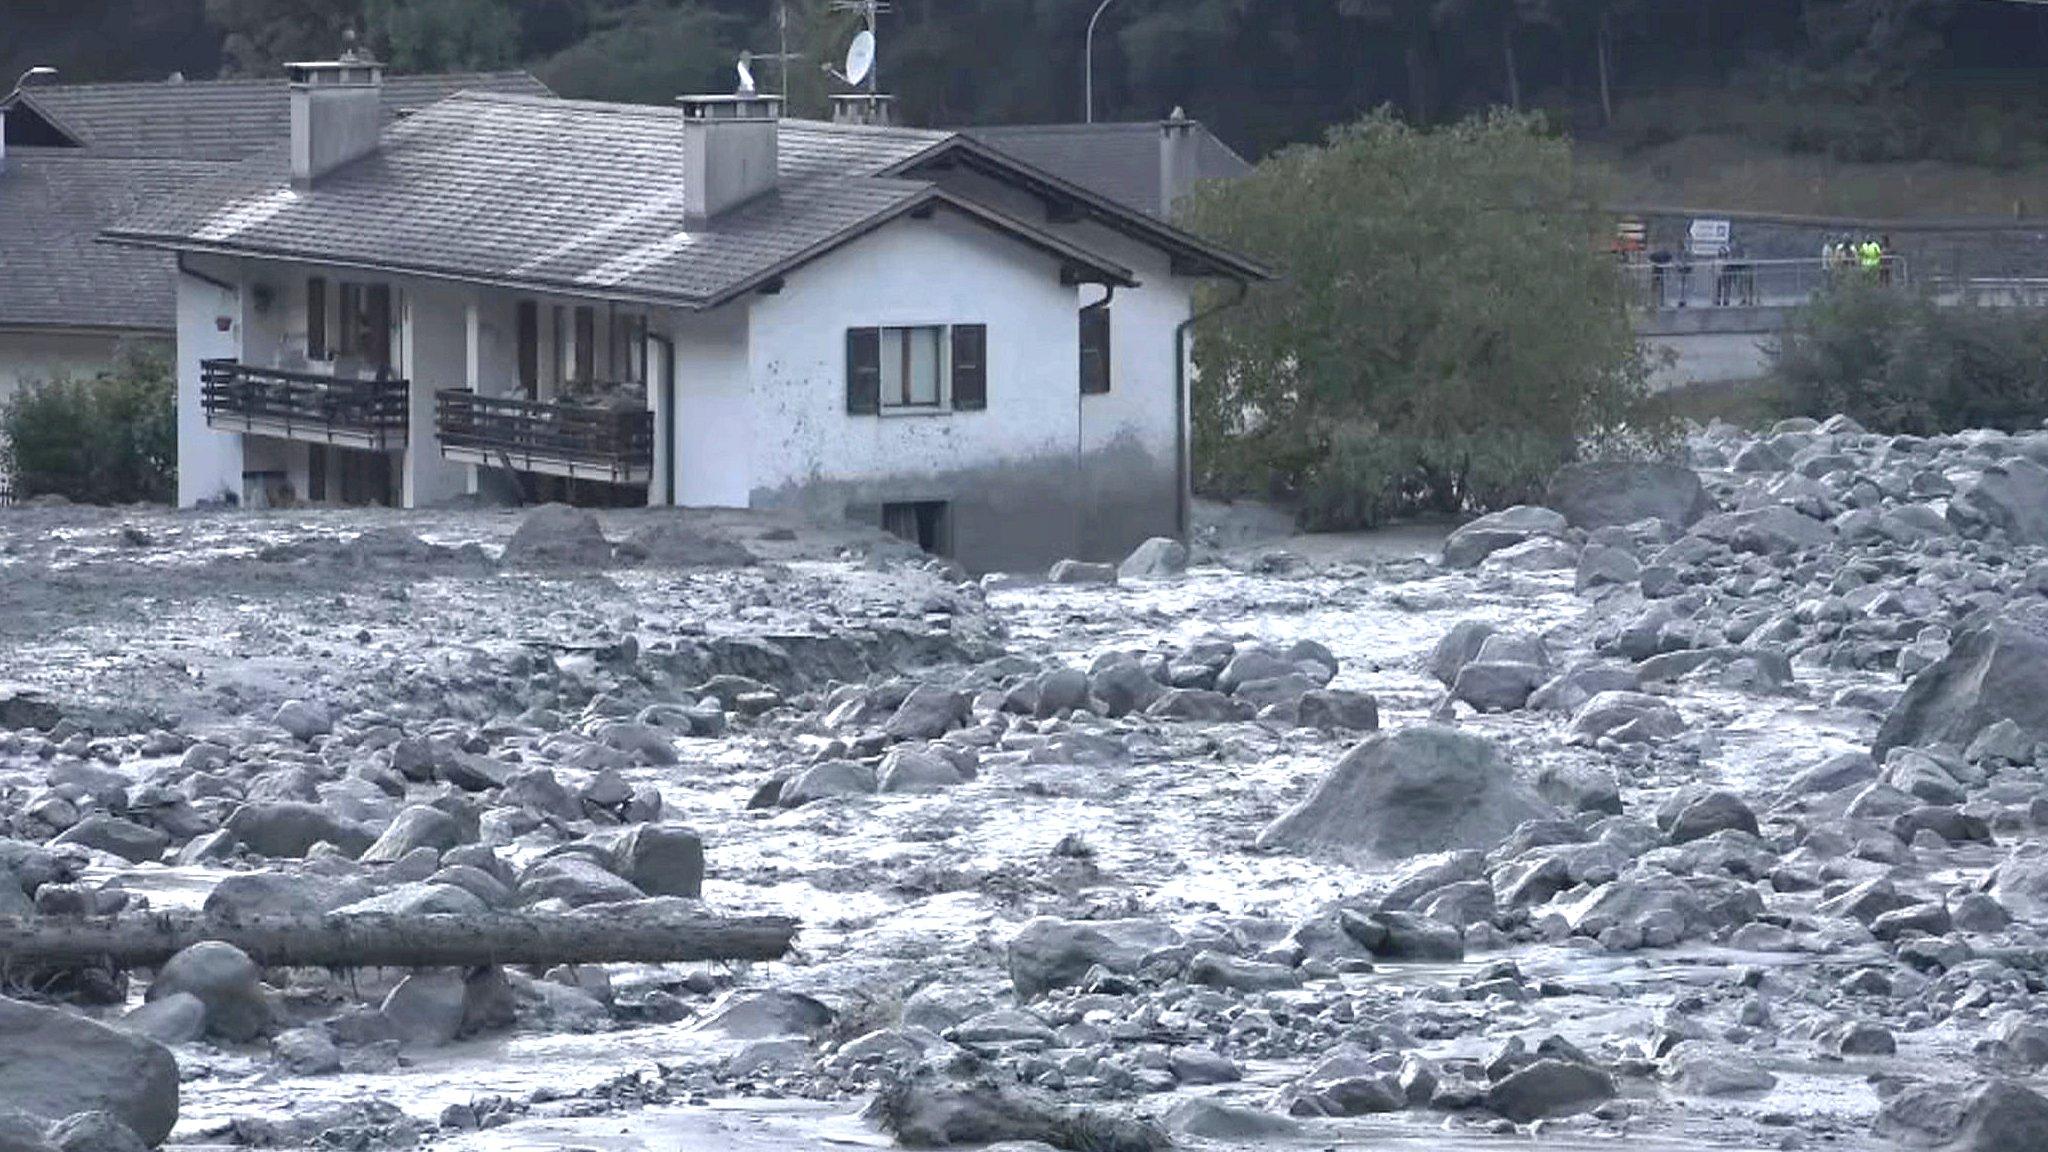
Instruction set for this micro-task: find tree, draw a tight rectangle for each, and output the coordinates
[1802,0,1959,93]
[370,0,520,72]
[204,0,361,75]
[1,345,177,505]
[1180,110,1657,528]
[535,1,742,106]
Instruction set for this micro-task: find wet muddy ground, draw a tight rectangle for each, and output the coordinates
[2,439,2045,1151]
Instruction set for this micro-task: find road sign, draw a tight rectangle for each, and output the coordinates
[1688,218,1731,256]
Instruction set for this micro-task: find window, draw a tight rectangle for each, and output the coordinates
[516,301,539,398]
[306,277,328,360]
[1080,302,1111,395]
[335,282,392,371]
[882,326,943,408]
[846,324,988,415]
[337,283,361,357]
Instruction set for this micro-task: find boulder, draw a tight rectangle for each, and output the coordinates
[1948,459,2048,545]
[1692,506,1833,555]
[878,746,966,793]
[1548,461,1711,530]
[45,1111,149,1152]
[1429,620,1496,685]
[1442,506,1569,569]
[118,993,206,1046]
[609,824,704,898]
[1145,689,1253,722]
[1876,603,2048,758]
[1989,847,2048,921]
[358,805,460,865]
[1008,917,1183,998]
[883,685,970,741]
[1482,536,1579,572]
[1944,1081,2048,1152]
[201,873,373,920]
[1257,726,1556,862]
[693,990,833,1039]
[0,997,179,1145]
[501,505,613,567]
[514,854,643,907]
[147,941,270,1042]
[1296,689,1379,732]
[1485,1059,1616,1122]
[1565,873,1764,947]
[618,519,753,567]
[1090,661,1165,718]
[271,700,330,742]
[1569,691,1685,745]
[1659,790,1759,844]
[1117,537,1188,580]
[779,760,879,806]
[224,801,374,859]
[1047,559,1117,585]
[50,816,167,865]
[1451,661,1545,712]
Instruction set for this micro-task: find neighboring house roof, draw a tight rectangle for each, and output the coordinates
[0,151,215,331]
[5,72,550,160]
[967,119,1251,219]
[107,94,1275,310]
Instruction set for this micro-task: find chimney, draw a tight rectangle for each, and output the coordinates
[831,93,895,127]
[1159,106,1200,220]
[677,89,783,228]
[287,49,384,190]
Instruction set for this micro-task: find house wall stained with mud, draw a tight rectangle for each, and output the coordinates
[741,207,1188,571]
[744,208,1179,572]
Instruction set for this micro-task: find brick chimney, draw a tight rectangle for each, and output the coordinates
[678,87,783,228]
[1158,106,1200,220]
[287,49,384,189]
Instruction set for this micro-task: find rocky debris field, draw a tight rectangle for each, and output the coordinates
[4,418,2048,1151]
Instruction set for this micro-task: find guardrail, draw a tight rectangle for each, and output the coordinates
[435,389,653,486]
[200,358,409,451]
[1622,256,1908,311]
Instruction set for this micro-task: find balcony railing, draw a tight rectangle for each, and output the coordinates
[1622,256,1909,312]
[200,359,409,451]
[435,390,653,485]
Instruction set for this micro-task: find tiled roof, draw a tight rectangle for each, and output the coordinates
[968,120,1250,218]
[10,72,551,160]
[106,95,1138,308]
[0,150,215,330]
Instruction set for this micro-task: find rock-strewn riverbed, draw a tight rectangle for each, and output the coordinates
[3,417,2047,1152]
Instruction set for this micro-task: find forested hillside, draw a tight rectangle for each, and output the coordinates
[9,1,2048,174]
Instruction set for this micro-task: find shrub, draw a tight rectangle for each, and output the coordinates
[1,345,176,504]
[1180,110,1664,530]
[1771,279,2048,434]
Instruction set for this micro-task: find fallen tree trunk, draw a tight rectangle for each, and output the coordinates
[0,905,798,970]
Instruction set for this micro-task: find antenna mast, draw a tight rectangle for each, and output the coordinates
[827,0,888,93]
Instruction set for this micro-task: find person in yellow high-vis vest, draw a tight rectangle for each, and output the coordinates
[1859,239,1882,275]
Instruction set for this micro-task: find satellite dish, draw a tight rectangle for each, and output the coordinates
[846,30,876,87]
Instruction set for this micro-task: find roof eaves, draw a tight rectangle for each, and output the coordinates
[888,135,1272,282]
[2,90,91,148]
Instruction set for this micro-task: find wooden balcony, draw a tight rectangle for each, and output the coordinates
[200,359,409,451]
[435,390,653,485]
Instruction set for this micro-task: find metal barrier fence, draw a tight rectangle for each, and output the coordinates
[0,434,12,508]
[1622,256,1909,311]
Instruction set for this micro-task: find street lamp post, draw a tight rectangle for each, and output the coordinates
[1085,0,1119,124]
[5,66,58,104]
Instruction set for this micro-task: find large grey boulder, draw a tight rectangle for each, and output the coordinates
[224,801,374,859]
[1256,726,1556,862]
[50,816,167,865]
[1117,537,1188,580]
[1944,1080,2048,1152]
[358,805,461,865]
[1547,461,1710,530]
[1876,603,2048,758]
[146,941,270,1042]
[1486,1059,1616,1122]
[883,685,970,741]
[1691,506,1833,555]
[1948,459,2048,545]
[1008,917,1183,999]
[0,996,179,1145]
[609,824,704,898]
[501,505,613,567]
[1441,506,1569,569]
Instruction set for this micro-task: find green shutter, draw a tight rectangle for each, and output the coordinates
[846,328,881,414]
[951,324,987,410]
[1080,304,1111,395]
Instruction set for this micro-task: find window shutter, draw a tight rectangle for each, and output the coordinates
[516,301,539,398]
[364,284,393,372]
[1080,304,1112,395]
[306,278,328,360]
[951,324,987,411]
[846,328,881,414]
[337,283,362,356]
[574,306,595,383]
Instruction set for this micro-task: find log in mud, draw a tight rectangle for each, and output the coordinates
[0,907,799,970]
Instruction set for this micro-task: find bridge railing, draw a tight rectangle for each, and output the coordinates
[1621,256,1908,311]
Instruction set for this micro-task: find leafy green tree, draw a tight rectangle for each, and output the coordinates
[1801,0,1958,93]
[204,0,361,75]
[1181,110,1657,528]
[370,0,519,72]
[536,1,742,104]
[1,345,177,505]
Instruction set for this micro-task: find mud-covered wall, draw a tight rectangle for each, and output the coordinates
[175,255,245,506]
[745,210,1099,572]
[666,305,750,508]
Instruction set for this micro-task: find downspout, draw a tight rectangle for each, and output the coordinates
[1077,282,1116,559]
[1173,276,1248,540]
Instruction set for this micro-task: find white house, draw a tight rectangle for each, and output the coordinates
[104,54,1266,571]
